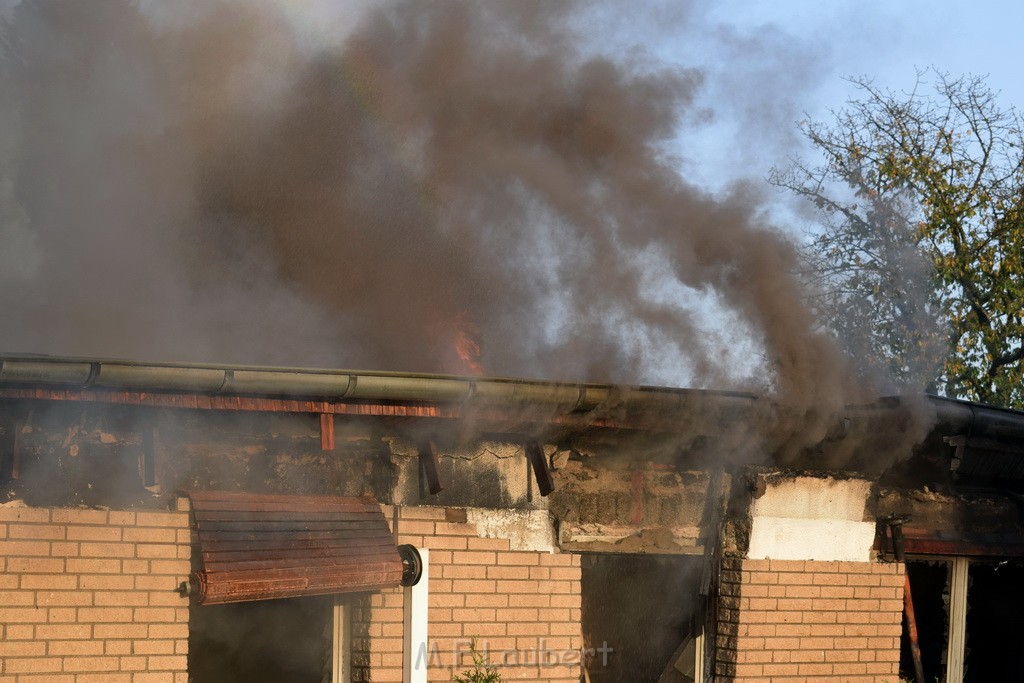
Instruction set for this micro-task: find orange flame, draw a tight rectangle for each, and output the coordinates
[453,312,484,376]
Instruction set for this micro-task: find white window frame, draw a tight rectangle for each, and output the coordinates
[403,548,429,683]
[332,596,351,682]
[905,555,969,683]
[944,556,969,682]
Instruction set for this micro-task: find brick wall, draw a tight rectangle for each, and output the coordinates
[0,504,191,683]
[351,505,582,682]
[716,558,904,682]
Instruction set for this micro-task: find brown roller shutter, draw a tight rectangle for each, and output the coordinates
[187,490,404,605]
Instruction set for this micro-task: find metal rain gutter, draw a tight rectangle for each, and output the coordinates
[6,356,1024,442]
[929,395,1024,442]
[0,354,758,419]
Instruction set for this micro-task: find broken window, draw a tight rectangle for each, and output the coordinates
[581,553,704,683]
[899,558,1024,682]
[184,491,406,682]
[900,560,951,682]
[963,561,1024,681]
[188,594,335,683]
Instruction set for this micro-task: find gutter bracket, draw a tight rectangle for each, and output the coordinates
[525,440,555,497]
[0,405,20,480]
[417,439,444,496]
[320,413,335,452]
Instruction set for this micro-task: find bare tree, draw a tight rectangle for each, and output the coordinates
[773,70,1024,406]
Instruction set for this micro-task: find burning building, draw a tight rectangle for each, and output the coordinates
[1,354,1024,682]
[3,2,1024,682]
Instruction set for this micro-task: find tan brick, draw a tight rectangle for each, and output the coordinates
[465,594,509,608]
[549,567,579,580]
[537,553,575,566]
[0,539,50,555]
[78,607,134,622]
[133,607,177,623]
[128,638,176,655]
[122,527,178,543]
[442,564,488,580]
[452,550,497,565]
[745,571,778,584]
[148,592,188,607]
[395,520,436,535]
[0,508,50,523]
[119,655,148,671]
[0,589,36,606]
[4,657,63,674]
[136,544,181,559]
[430,593,465,608]
[108,511,136,525]
[148,623,189,639]
[35,624,92,640]
[48,607,78,623]
[785,585,821,598]
[768,559,805,572]
[148,560,190,575]
[135,512,188,528]
[0,607,48,623]
[36,590,93,606]
[508,622,549,636]
[508,593,549,608]
[133,672,179,683]
[450,579,497,593]
[422,535,468,550]
[94,591,150,607]
[51,509,107,525]
[497,580,541,594]
[434,522,477,536]
[80,574,134,590]
[0,640,47,657]
[466,537,510,551]
[66,526,122,542]
[76,674,131,683]
[7,524,65,540]
[47,639,106,656]
[49,542,80,557]
[67,558,121,574]
[464,622,506,637]
[93,623,149,639]
[79,541,136,558]
[397,506,448,521]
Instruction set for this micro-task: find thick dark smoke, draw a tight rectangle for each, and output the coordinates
[0,0,874,440]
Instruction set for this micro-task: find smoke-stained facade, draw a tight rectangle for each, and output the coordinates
[2,356,1024,681]
[2,2,1023,681]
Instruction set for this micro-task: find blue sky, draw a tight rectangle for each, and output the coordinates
[664,0,1024,199]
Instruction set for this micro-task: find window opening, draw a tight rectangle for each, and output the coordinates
[963,561,1024,681]
[581,553,703,683]
[188,594,334,683]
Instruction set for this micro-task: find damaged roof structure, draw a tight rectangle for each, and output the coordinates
[2,355,1024,682]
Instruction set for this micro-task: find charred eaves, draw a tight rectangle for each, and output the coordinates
[6,355,1024,474]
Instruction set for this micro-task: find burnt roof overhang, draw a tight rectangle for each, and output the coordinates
[3,354,1024,471]
[0,353,760,435]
